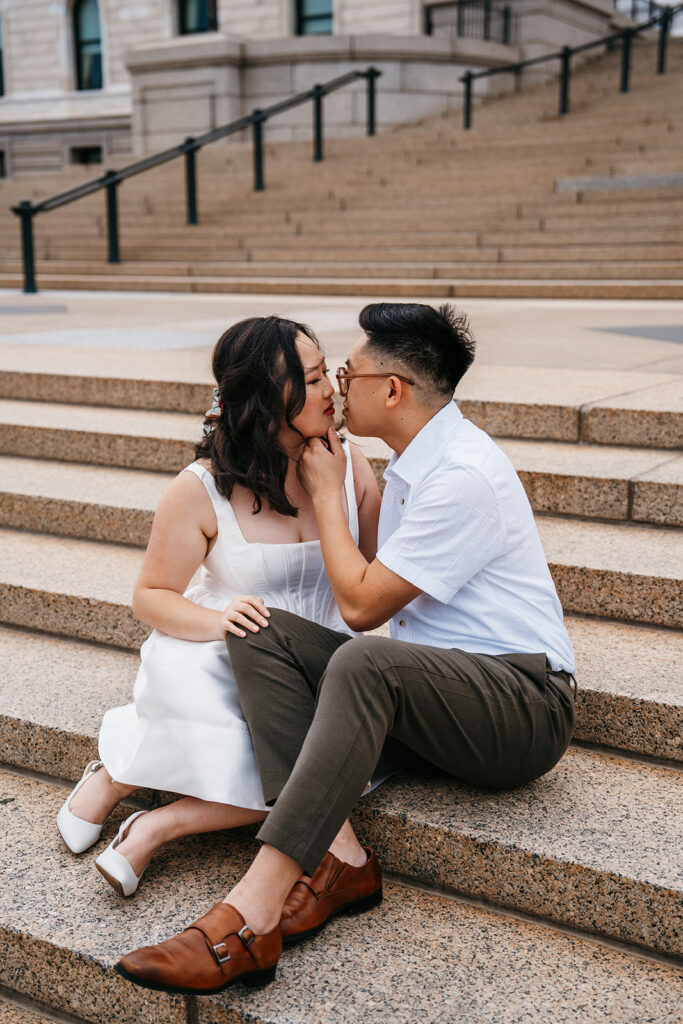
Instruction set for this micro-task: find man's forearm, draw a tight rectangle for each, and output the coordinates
[312,491,371,628]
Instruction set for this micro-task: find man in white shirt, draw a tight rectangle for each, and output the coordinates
[116,303,576,996]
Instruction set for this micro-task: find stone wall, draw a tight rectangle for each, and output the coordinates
[128,33,521,151]
[0,0,622,175]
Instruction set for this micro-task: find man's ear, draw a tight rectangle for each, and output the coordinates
[385,376,403,410]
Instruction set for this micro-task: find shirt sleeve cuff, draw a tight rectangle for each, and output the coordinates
[376,547,456,605]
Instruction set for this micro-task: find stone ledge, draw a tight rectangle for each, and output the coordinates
[1,768,682,1024]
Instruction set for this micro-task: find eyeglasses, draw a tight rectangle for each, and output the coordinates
[335,367,415,397]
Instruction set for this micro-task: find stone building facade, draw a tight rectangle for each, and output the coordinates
[0,1,624,176]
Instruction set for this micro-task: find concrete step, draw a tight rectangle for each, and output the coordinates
[1,442,680,547]
[456,366,683,449]
[537,516,683,628]
[0,457,172,545]
[1,772,681,1024]
[1,366,680,467]
[4,260,683,282]
[496,441,683,527]
[0,528,144,649]
[0,400,200,472]
[1,274,682,300]
[568,614,683,762]
[0,369,212,414]
[1,590,679,791]
[0,998,57,1024]
[6,239,683,264]
[353,744,683,956]
[0,504,680,649]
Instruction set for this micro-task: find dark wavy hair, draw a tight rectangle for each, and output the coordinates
[195,315,320,517]
[359,302,475,397]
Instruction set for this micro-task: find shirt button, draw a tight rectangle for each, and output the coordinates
[399,619,406,627]
[399,498,405,505]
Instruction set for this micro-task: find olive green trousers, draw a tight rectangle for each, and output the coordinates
[227,608,575,876]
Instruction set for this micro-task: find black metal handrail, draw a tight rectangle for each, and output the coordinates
[615,0,666,21]
[459,4,682,129]
[12,66,381,293]
[425,1,512,45]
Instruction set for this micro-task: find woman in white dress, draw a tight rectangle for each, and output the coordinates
[57,315,382,896]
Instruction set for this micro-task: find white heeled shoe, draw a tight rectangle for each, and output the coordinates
[57,760,105,854]
[95,810,149,897]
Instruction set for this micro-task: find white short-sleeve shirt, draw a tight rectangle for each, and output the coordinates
[376,402,575,673]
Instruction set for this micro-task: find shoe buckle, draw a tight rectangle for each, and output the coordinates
[238,925,255,949]
[212,941,231,965]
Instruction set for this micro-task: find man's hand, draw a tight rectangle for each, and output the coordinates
[298,427,347,502]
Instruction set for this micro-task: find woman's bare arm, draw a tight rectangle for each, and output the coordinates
[131,471,225,641]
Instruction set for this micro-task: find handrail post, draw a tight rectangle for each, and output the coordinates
[104,169,120,264]
[657,9,672,74]
[252,110,265,191]
[559,46,571,116]
[620,28,633,93]
[17,201,37,294]
[185,137,198,224]
[463,71,473,129]
[366,67,379,136]
[503,5,511,45]
[457,0,464,36]
[313,85,324,161]
[483,0,491,41]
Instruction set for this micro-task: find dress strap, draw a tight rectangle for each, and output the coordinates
[342,441,360,544]
[182,461,224,518]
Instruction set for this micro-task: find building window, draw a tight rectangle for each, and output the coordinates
[296,0,333,35]
[0,14,5,97]
[179,0,217,34]
[74,0,102,90]
[71,145,102,165]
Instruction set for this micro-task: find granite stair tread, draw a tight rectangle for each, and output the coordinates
[1,769,682,1024]
[1,443,681,541]
[568,614,683,761]
[0,508,680,643]
[0,457,173,544]
[1,274,681,302]
[536,516,683,627]
[0,1000,60,1024]
[0,456,173,509]
[0,399,201,471]
[0,399,201,441]
[0,528,145,648]
[2,606,681,795]
[497,440,682,525]
[0,356,680,447]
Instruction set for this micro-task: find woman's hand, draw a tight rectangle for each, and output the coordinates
[298,427,347,503]
[220,595,271,638]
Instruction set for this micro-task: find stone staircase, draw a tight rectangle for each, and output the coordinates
[1,36,682,300]
[0,343,681,1022]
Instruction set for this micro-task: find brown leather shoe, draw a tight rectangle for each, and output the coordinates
[280,847,382,945]
[115,902,281,995]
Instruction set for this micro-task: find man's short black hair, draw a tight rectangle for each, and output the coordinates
[358,302,475,398]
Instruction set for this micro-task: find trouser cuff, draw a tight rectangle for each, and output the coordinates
[256,817,329,878]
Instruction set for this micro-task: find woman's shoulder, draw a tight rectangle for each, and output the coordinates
[188,457,215,477]
[346,439,381,505]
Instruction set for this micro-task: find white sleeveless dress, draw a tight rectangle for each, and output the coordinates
[98,450,361,811]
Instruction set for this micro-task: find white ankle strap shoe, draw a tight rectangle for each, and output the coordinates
[57,760,105,854]
[95,810,149,897]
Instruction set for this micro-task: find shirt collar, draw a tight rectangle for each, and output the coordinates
[384,401,463,487]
